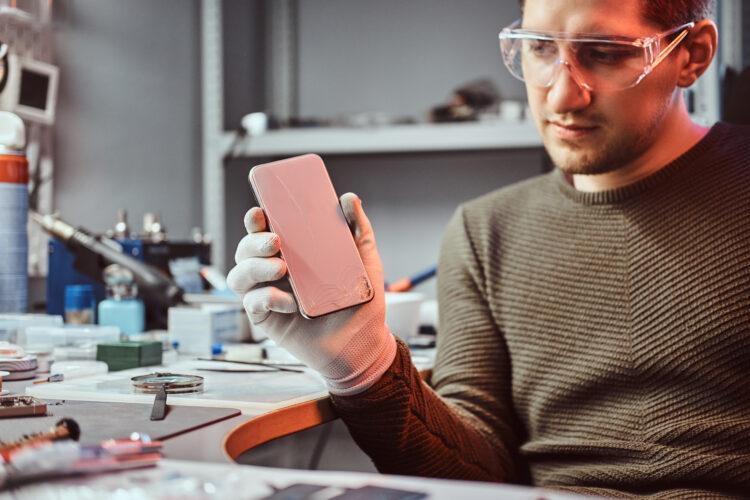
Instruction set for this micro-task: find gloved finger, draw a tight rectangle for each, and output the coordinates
[340,192,379,268]
[243,285,298,324]
[226,257,288,294]
[244,207,268,234]
[234,232,281,263]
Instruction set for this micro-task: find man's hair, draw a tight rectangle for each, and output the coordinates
[518,0,714,29]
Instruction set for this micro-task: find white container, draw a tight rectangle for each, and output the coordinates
[183,293,256,341]
[20,324,121,351]
[0,313,63,343]
[52,344,98,361]
[385,292,424,339]
[168,304,247,355]
[49,360,108,380]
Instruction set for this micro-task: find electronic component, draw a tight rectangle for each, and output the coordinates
[32,212,187,328]
[1,433,161,488]
[0,417,79,464]
[0,395,47,418]
[38,211,210,329]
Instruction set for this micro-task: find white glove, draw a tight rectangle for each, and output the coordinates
[226,192,397,396]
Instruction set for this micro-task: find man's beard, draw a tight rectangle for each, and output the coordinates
[550,131,648,175]
[547,99,671,176]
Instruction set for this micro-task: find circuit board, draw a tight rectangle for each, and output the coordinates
[0,395,47,418]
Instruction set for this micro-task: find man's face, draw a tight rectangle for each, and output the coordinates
[523,0,683,175]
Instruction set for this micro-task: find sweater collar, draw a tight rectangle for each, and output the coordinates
[554,122,729,206]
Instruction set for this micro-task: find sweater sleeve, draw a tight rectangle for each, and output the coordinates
[331,206,526,483]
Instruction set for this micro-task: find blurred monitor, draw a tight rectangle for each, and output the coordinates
[0,54,58,125]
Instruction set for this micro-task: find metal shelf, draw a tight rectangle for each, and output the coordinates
[203,0,733,271]
[224,120,543,159]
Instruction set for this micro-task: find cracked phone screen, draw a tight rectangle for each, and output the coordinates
[249,154,374,318]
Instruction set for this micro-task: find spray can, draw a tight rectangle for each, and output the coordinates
[0,112,27,313]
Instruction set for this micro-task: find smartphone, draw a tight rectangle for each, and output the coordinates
[249,154,374,318]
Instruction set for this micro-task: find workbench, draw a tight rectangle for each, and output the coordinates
[1,354,586,498]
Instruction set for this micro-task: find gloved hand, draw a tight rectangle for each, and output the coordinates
[226,192,397,396]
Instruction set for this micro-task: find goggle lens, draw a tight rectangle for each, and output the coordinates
[501,37,648,91]
[499,21,694,92]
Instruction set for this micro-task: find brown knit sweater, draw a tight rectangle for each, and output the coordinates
[331,122,750,498]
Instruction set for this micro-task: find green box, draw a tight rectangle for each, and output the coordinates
[96,341,163,372]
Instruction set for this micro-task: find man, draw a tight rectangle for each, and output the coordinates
[228,0,750,497]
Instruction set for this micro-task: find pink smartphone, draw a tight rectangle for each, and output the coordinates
[249,154,375,318]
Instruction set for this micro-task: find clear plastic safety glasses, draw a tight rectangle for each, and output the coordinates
[499,20,694,92]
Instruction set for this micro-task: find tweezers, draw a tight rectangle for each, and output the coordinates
[196,358,304,373]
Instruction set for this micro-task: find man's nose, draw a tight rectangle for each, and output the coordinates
[546,62,592,114]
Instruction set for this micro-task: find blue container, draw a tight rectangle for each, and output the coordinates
[98,264,145,336]
[64,284,96,324]
[0,112,28,314]
[98,298,145,336]
[46,239,107,317]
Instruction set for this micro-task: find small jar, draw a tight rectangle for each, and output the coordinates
[64,284,96,324]
[98,265,144,336]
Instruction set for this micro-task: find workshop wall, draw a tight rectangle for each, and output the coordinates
[297,0,525,119]
[50,0,542,300]
[223,0,541,298]
[52,0,202,239]
[225,148,546,299]
[223,0,266,132]
[221,0,525,128]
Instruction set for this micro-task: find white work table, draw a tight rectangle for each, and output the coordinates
[7,352,436,463]
[3,352,589,498]
[13,356,332,463]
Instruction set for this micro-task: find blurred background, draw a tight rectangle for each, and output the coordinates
[0,0,746,475]
[33,0,745,304]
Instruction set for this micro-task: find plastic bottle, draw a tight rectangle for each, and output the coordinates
[64,284,96,324]
[98,264,145,336]
[0,112,28,313]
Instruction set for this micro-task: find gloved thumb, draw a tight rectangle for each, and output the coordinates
[340,192,380,271]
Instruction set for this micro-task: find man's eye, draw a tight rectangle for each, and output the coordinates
[579,45,637,65]
[526,40,557,58]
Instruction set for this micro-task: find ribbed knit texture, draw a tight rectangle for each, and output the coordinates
[332,122,750,498]
[323,320,397,396]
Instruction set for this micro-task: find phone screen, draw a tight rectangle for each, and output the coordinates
[249,154,374,318]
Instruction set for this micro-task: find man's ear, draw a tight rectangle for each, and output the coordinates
[677,19,718,88]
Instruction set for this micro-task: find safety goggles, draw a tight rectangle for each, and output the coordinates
[499,20,694,92]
